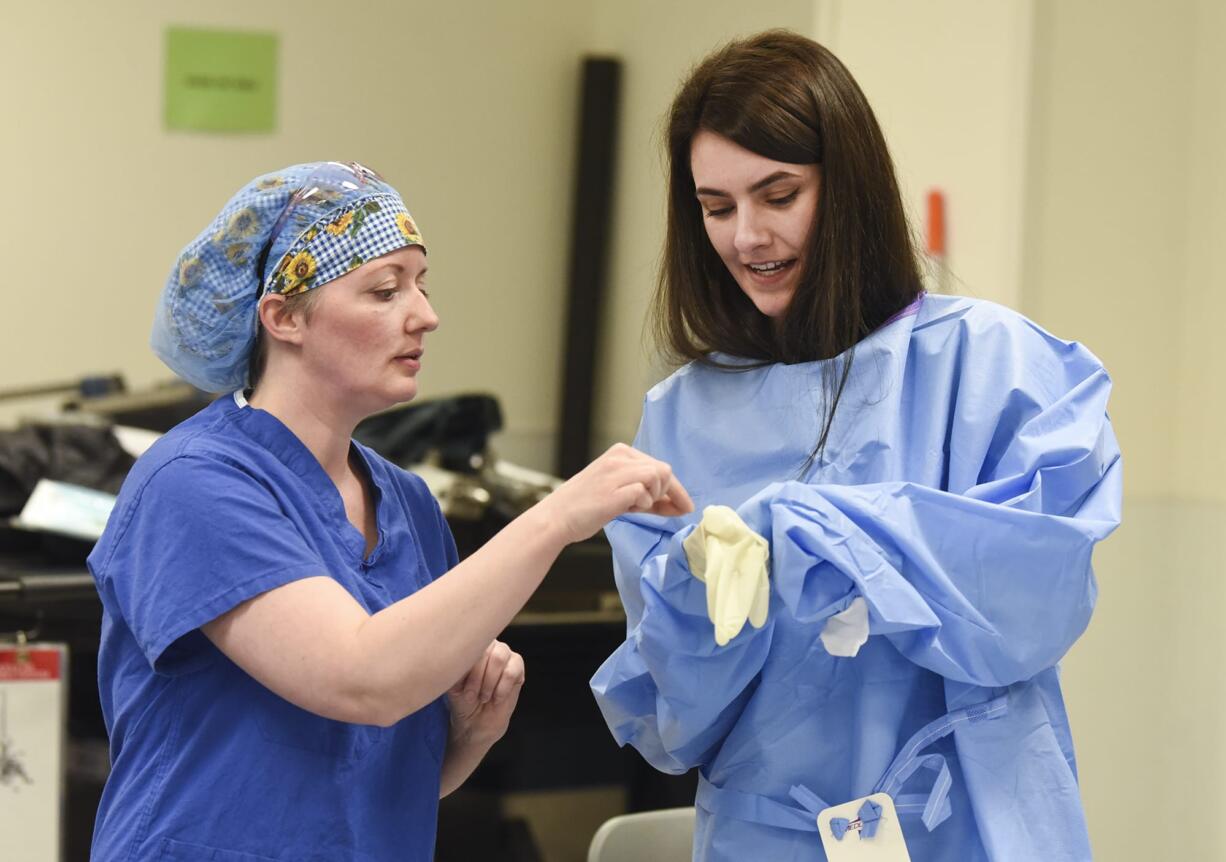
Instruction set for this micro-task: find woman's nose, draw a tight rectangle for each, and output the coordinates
[733,208,770,255]
[408,293,439,333]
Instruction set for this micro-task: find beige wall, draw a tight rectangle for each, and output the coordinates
[1020,0,1192,502]
[1172,0,1226,503]
[815,0,1034,309]
[0,0,596,465]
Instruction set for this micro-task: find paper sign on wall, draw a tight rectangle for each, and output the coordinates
[0,643,68,862]
[165,27,277,132]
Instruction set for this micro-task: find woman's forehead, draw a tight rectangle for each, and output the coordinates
[690,131,818,192]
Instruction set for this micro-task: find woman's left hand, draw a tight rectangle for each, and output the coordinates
[446,640,525,749]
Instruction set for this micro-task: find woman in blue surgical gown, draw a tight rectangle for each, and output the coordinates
[591,31,1121,861]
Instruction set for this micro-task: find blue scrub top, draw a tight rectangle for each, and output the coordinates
[88,393,458,862]
[592,295,1122,861]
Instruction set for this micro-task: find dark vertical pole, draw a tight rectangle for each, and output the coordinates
[555,57,621,479]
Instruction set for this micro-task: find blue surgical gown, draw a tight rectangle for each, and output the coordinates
[88,393,457,861]
[591,294,1122,861]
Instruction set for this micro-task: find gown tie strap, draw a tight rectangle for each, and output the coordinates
[698,694,1009,835]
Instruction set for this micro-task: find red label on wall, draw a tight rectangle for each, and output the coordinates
[0,647,62,681]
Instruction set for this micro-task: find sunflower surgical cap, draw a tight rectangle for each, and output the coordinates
[151,161,426,393]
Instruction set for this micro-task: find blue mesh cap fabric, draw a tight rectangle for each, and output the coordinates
[151,161,426,393]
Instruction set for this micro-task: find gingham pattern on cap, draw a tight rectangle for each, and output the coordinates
[264,194,422,296]
[151,162,425,393]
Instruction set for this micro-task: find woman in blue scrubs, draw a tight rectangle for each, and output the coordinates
[591,31,1121,861]
[88,161,692,861]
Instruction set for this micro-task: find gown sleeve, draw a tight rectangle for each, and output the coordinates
[591,441,776,774]
[592,311,1122,771]
[746,323,1121,687]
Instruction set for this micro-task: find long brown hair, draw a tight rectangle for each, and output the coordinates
[654,30,922,466]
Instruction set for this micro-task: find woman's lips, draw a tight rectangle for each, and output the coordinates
[744,259,796,285]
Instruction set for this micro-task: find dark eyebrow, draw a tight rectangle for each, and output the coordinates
[695,171,799,197]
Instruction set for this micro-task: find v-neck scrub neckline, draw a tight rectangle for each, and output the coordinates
[231,390,386,566]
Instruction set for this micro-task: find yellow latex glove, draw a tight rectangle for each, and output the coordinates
[682,505,770,646]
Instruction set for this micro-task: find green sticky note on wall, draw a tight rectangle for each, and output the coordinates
[165,28,277,132]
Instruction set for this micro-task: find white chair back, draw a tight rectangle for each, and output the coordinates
[587,807,696,862]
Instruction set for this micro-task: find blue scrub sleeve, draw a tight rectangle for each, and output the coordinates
[92,455,330,674]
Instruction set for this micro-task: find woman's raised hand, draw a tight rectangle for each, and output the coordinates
[536,443,694,545]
